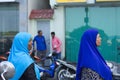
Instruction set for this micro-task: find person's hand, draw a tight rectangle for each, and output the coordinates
[53,45,57,49]
[34,56,40,60]
[34,56,40,62]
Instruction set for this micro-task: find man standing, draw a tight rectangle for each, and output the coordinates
[51,32,62,59]
[33,30,47,66]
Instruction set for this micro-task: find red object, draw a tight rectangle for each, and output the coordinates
[29,9,54,19]
[0,56,7,60]
[34,56,40,62]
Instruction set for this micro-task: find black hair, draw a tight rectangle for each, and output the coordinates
[51,32,55,35]
[38,30,42,34]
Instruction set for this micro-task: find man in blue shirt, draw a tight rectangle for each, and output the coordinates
[33,30,47,66]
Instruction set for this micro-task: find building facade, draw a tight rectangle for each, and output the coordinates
[50,0,120,63]
[1,0,120,63]
[0,0,50,55]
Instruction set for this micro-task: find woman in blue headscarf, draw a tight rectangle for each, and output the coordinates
[8,32,40,80]
[76,29,112,80]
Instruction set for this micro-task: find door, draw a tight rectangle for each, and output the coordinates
[37,21,50,55]
[65,7,120,63]
[115,9,120,62]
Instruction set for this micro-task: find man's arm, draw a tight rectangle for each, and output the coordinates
[56,37,62,48]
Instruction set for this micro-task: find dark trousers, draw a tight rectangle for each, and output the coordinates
[55,52,61,59]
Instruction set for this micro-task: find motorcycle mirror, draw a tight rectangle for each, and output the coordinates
[0,61,15,79]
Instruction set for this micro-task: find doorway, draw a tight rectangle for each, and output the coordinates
[37,20,50,55]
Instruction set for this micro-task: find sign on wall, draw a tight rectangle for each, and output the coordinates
[0,0,15,2]
[56,0,86,3]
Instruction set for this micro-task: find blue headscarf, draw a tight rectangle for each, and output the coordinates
[8,32,40,80]
[76,29,112,80]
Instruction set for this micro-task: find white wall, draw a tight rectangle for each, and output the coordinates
[50,6,65,59]
[28,0,40,37]
[28,1,65,59]
[28,0,50,37]
[28,20,37,38]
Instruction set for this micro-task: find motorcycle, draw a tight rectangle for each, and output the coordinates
[106,61,120,80]
[56,59,76,80]
[35,52,76,80]
[56,60,120,80]
[35,53,60,80]
[0,61,15,80]
[0,51,77,80]
[0,51,58,80]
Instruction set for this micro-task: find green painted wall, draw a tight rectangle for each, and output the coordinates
[65,7,120,63]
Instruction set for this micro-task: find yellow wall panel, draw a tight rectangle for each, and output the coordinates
[56,0,86,3]
[96,0,120,2]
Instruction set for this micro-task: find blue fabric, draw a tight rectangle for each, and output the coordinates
[33,35,47,51]
[76,29,112,80]
[8,32,40,80]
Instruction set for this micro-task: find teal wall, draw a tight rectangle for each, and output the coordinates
[65,7,120,63]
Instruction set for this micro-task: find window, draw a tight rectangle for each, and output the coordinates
[0,3,19,54]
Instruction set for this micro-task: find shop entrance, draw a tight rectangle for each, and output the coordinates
[37,20,50,55]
